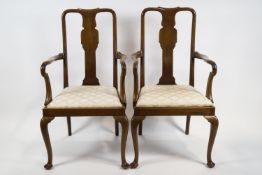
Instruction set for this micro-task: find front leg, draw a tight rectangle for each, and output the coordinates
[130,115,145,168]
[204,115,219,168]
[40,116,54,170]
[113,116,129,169]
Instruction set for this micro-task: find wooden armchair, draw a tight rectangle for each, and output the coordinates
[130,7,219,168]
[40,8,129,169]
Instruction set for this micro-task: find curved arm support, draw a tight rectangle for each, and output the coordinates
[40,53,64,106]
[131,51,143,106]
[194,52,217,102]
[116,52,127,106]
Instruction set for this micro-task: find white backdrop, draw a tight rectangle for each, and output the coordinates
[1,0,262,175]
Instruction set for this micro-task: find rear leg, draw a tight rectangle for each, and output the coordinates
[185,115,191,135]
[67,116,72,136]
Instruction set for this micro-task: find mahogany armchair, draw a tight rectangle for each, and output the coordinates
[131,7,219,168]
[40,9,129,169]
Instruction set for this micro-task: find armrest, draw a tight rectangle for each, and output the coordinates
[40,53,64,106]
[194,51,217,102]
[116,52,127,106]
[131,51,143,106]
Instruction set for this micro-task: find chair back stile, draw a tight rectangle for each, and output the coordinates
[61,9,118,89]
[140,7,196,87]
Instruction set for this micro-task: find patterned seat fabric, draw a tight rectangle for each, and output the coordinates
[136,85,213,108]
[47,86,122,109]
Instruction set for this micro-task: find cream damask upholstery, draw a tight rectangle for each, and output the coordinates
[136,85,213,108]
[47,86,122,109]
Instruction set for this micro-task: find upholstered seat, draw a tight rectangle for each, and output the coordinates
[136,85,213,108]
[47,86,122,109]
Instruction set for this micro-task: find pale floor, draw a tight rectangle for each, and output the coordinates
[1,110,262,175]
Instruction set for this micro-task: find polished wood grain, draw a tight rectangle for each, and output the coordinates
[40,8,129,169]
[80,10,100,85]
[40,53,63,106]
[40,116,54,169]
[131,7,219,169]
[204,115,219,168]
[158,8,177,85]
[130,116,145,168]
[194,51,217,102]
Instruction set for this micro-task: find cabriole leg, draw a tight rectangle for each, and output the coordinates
[113,116,129,169]
[40,116,55,170]
[204,115,219,168]
[130,115,145,169]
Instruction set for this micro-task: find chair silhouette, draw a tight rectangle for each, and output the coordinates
[131,7,219,168]
[40,8,129,169]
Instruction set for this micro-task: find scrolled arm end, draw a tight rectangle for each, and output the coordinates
[40,53,64,76]
[131,51,142,65]
[116,52,127,68]
[194,51,217,75]
[194,51,217,102]
[116,52,127,106]
[40,53,64,106]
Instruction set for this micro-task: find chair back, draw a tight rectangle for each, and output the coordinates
[140,7,197,86]
[61,8,118,88]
